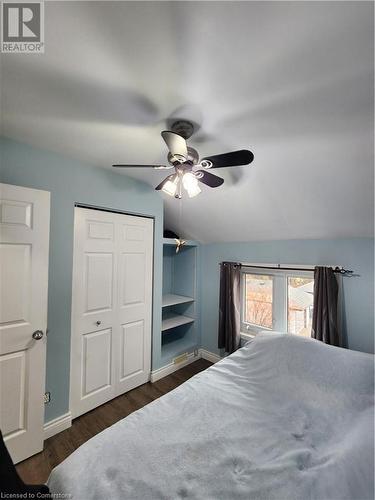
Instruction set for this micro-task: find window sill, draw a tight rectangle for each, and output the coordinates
[240,331,256,341]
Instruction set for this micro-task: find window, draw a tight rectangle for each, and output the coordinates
[243,274,273,329]
[241,268,314,336]
[287,277,314,337]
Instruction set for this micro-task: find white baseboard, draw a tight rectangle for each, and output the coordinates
[44,411,72,440]
[199,348,221,363]
[151,348,221,383]
[150,352,199,382]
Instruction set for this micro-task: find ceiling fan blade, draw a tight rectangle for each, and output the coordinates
[201,150,254,168]
[195,170,224,188]
[155,174,176,191]
[161,131,188,160]
[112,164,171,169]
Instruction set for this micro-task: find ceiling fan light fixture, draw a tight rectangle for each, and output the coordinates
[162,175,178,197]
[182,172,198,190]
[182,172,201,198]
[186,183,201,198]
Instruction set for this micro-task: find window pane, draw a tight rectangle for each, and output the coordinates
[244,274,273,329]
[287,277,314,336]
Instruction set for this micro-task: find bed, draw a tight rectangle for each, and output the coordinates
[48,333,374,500]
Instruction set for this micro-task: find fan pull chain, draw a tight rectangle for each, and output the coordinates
[179,196,183,234]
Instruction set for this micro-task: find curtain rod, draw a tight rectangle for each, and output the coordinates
[220,263,354,275]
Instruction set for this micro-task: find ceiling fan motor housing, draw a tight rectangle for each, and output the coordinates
[168,147,199,167]
[170,120,195,139]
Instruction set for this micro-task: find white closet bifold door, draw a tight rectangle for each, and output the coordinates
[70,207,153,418]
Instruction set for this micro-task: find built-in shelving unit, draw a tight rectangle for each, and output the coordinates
[161,239,198,365]
[162,312,195,331]
[162,294,194,308]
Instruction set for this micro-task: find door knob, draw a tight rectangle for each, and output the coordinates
[32,330,44,340]
[96,321,101,326]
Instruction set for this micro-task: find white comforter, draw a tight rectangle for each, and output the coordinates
[48,333,374,500]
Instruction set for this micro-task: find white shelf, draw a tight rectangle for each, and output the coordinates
[162,294,194,308]
[163,238,198,247]
[162,313,195,332]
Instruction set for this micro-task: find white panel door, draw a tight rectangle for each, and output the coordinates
[0,183,50,463]
[70,208,153,418]
[116,218,152,395]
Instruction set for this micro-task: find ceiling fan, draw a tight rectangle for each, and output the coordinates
[112,120,254,199]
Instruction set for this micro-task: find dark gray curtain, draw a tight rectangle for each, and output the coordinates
[218,262,241,354]
[312,266,340,346]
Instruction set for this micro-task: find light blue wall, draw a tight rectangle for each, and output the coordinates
[201,239,374,355]
[1,137,373,423]
[0,137,163,422]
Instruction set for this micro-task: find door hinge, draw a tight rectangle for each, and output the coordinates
[44,392,51,404]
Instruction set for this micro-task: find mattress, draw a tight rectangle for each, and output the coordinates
[48,333,374,500]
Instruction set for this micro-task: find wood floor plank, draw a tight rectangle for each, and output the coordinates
[15,359,212,485]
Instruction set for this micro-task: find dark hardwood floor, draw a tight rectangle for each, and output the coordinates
[16,359,212,485]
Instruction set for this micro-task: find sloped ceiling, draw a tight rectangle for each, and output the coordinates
[1,1,373,243]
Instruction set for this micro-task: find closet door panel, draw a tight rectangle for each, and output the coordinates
[116,216,153,393]
[120,253,145,307]
[71,209,116,417]
[120,320,144,380]
[70,208,153,418]
[82,328,112,397]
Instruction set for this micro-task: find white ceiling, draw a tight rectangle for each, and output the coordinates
[1,1,373,243]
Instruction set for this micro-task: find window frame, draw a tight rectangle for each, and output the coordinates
[240,267,314,337]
